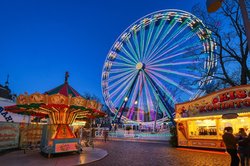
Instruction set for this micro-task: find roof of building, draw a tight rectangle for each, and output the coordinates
[0,75,13,100]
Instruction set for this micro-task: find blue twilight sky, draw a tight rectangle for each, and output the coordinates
[0,0,205,102]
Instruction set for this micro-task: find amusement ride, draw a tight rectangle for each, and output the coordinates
[101,9,217,125]
[5,72,105,155]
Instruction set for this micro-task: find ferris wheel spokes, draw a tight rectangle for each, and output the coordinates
[111,61,135,68]
[146,69,194,96]
[143,21,156,61]
[147,41,203,66]
[142,73,155,121]
[132,31,142,61]
[144,71,177,104]
[125,35,141,62]
[145,25,200,65]
[148,61,201,68]
[143,21,177,63]
[120,47,138,64]
[143,19,167,60]
[109,71,137,99]
[148,67,201,79]
[108,72,136,91]
[143,16,190,63]
[143,71,175,122]
[113,70,141,122]
[139,26,146,61]
[125,74,140,119]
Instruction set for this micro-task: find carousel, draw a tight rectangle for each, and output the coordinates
[5,72,105,155]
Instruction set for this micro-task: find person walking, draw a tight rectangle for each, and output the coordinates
[222,127,239,166]
[103,129,108,142]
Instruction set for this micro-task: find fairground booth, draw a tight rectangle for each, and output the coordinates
[175,85,250,149]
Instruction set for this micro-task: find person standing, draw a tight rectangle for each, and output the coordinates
[222,127,239,166]
[236,128,247,166]
[246,133,250,166]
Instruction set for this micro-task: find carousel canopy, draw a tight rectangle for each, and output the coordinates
[45,72,81,97]
[4,72,106,124]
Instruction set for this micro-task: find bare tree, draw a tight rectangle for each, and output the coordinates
[192,0,249,89]
[82,92,101,103]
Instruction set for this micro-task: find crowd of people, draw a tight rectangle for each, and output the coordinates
[222,127,250,166]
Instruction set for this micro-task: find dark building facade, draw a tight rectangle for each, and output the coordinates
[0,76,14,100]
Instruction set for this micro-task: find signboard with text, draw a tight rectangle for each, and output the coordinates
[55,142,78,153]
[175,85,250,118]
[0,122,19,151]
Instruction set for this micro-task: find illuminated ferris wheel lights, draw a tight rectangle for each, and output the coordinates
[162,13,171,21]
[167,12,177,17]
[102,72,109,80]
[179,14,190,23]
[197,33,204,40]
[131,24,140,33]
[203,41,211,53]
[213,41,217,50]
[181,13,190,18]
[134,100,138,105]
[141,18,152,27]
[102,81,108,87]
[192,22,201,29]
[200,30,209,38]
[105,61,112,70]
[121,32,131,41]
[114,42,123,51]
[154,13,163,21]
[108,51,117,60]
[188,19,201,29]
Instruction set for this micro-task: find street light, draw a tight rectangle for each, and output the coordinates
[124,96,128,102]
[153,97,159,133]
[206,0,250,51]
[206,0,223,12]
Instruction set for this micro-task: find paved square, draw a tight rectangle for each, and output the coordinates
[86,140,230,166]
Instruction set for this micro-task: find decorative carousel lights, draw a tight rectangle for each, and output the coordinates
[5,72,105,155]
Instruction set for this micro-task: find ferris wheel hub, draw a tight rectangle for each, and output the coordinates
[136,62,144,70]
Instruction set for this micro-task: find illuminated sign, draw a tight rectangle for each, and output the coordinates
[175,85,250,118]
[55,142,78,153]
[199,89,250,112]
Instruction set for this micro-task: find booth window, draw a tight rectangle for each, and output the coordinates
[187,119,217,138]
[218,117,250,136]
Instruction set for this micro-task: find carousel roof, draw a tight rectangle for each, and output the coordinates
[4,72,106,124]
[44,72,81,97]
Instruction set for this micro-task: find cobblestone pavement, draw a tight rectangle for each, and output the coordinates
[85,140,230,166]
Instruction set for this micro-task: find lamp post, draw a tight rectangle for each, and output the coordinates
[206,0,250,52]
[153,97,159,133]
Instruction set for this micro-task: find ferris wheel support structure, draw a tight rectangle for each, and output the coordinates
[113,71,140,123]
[143,70,175,125]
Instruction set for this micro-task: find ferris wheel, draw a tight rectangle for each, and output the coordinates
[101,9,217,124]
